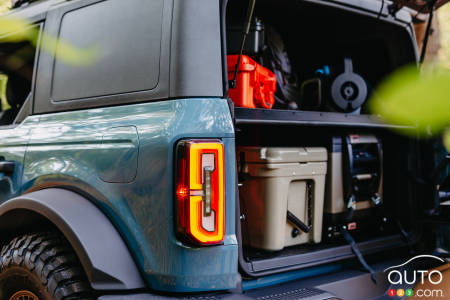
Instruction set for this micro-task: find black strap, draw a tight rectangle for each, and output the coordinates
[419,0,438,64]
[229,0,257,88]
[341,227,377,283]
[287,211,311,233]
[307,181,313,229]
[287,181,314,234]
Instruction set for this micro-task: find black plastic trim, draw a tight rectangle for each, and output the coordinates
[0,188,145,290]
[236,172,253,278]
[99,293,253,300]
[220,0,229,97]
[302,0,412,25]
[169,0,223,99]
[246,234,407,277]
[234,107,415,129]
[98,288,335,300]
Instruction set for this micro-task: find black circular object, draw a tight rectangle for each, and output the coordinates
[0,232,93,300]
[331,58,368,112]
[341,81,359,101]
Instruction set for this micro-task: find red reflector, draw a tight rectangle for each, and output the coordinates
[348,222,357,231]
[177,187,189,198]
[175,139,225,245]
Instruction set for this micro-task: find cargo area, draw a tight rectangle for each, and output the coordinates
[226,0,417,114]
[235,125,421,277]
[225,0,425,279]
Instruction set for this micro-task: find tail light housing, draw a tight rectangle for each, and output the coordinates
[175,139,225,245]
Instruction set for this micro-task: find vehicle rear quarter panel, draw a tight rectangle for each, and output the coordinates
[23,98,239,292]
[0,118,40,202]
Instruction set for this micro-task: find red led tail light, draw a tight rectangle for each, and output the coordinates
[175,139,225,245]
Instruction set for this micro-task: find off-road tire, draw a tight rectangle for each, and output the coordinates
[0,232,93,300]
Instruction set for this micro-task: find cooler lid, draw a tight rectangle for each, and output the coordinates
[238,147,327,163]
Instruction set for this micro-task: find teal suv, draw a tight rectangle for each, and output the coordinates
[0,0,448,299]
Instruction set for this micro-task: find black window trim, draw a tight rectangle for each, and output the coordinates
[0,22,43,128]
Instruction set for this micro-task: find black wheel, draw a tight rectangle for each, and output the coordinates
[0,232,92,300]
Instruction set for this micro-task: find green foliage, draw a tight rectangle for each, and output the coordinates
[370,5,450,148]
[0,74,9,111]
[369,65,450,150]
[0,16,100,66]
[0,4,100,110]
[0,0,9,14]
[445,128,450,150]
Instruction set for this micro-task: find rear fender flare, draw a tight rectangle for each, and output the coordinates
[0,188,145,290]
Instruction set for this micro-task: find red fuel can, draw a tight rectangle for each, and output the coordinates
[227,55,276,109]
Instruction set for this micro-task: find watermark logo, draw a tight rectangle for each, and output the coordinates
[384,255,446,298]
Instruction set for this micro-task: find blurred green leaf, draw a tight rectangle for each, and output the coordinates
[444,128,450,151]
[42,33,101,66]
[0,16,34,41]
[369,65,450,139]
[0,16,100,66]
[0,0,9,14]
[0,74,10,110]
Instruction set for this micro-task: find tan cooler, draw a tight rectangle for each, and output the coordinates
[238,147,327,251]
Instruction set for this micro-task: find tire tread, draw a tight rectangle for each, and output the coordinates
[0,232,92,300]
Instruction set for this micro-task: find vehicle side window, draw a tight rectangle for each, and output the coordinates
[0,38,36,126]
[51,0,164,102]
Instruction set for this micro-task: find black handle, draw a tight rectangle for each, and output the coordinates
[0,161,15,175]
[287,210,311,233]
